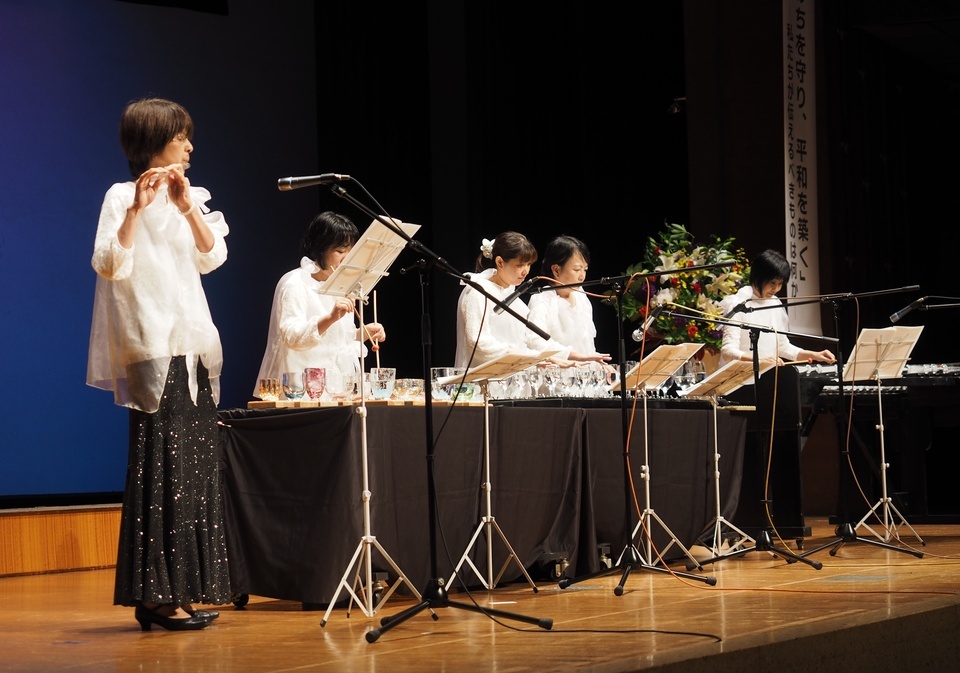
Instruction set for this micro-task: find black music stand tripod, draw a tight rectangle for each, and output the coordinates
[801,325,925,559]
[797,288,927,561]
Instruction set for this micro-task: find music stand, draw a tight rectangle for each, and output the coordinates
[677,360,772,568]
[625,344,717,570]
[561,343,718,594]
[312,186,552,643]
[441,350,560,592]
[844,326,924,548]
[663,308,828,569]
[319,217,426,627]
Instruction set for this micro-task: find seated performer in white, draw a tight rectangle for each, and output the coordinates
[718,249,835,371]
[455,231,609,369]
[527,235,611,365]
[254,211,386,398]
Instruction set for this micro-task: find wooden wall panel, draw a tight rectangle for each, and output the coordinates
[0,506,120,577]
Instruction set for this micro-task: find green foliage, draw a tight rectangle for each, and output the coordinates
[607,222,750,351]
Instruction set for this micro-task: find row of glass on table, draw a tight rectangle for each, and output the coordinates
[258,367,400,402]
[257,357,709,403]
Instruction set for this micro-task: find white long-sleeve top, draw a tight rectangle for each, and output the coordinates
[527,289,598,355]
[254,257,364,397]
[718,284,800,370]
[87,182,229,412]
[455,268,570,368]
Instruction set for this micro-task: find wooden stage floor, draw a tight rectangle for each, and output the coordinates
[2,518,960,673]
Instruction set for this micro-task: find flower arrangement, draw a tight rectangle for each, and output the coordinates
[612,222,750,352]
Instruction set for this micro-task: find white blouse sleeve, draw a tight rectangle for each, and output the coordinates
[91,184,136,280]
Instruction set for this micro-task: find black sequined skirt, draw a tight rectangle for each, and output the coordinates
[114,356,230,607]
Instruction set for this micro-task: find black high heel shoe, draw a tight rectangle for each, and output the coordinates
[135,605,210,631]
[183,605,219,620]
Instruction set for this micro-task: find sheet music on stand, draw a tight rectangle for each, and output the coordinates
[680,359,775,399]
[321,217,421,300]
[608,343,703,393]
[842,325,924,383]
[437,350,562,386]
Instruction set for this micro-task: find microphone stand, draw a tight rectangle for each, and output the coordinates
[891,295,960,323]
[797,286,926,560]
[315,182,553,642]
[555,263,736,593]
[662,309,830,569]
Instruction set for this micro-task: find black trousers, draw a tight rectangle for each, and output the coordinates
[728,366,808,539]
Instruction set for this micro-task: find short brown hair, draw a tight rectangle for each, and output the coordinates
[119,98,194,177]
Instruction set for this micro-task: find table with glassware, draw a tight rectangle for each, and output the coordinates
[219,369,750,604]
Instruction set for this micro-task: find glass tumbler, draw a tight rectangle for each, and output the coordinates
[281,371,305,400]
[304,367,326,400]
[258,377,280,401]
[368,367,396,400]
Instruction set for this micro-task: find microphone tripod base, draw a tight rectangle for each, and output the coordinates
[695,529,823,569]
[558,544,717,594]
[365,578,553,643]
[800,523,923,560]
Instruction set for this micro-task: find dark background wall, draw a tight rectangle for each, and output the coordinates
[0,0,321,502]
[2,0,957,503]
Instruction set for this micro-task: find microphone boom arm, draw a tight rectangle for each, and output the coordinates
[322,184,553,342]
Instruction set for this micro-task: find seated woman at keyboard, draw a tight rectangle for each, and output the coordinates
[718,250,832,536]
[718,249,836,370]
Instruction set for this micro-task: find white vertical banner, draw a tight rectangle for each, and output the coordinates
[783,0,821,334]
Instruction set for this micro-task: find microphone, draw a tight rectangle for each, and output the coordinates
[723,301,750,319]
[632,305,665,341]
[494,278,538,315]
[277,173,351,191]
[889,297,924,324]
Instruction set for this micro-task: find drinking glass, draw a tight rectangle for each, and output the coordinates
[508,371,529,399]
[559,367,581,397]
[488,379,507,399]
[692,358,707,383]
[604,365,619,390]
[304,367,326,400]
[622,360,639,394]
[676,359,703,393]
[592,367,609,397]
[525,366,544,398]
[577,366,596,398]
[541,366,560,397]
[281,371,305,400]
[328,351,361,401]
[394,378,424,401]
[258,377,280,401]
[325,373,348,401]
[432,367,471,401]
[368,367,396,400]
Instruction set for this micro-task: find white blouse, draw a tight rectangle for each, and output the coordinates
[718,284,800,369]
[455,268,570,368]
[527,289,598,355]
[87,181,229,412]
[254,257,364,397]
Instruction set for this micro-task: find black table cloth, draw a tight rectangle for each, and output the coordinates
[218,402,748,604]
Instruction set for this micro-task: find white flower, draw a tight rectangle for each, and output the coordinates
[654,287,677,305]
[480,238,494,259]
